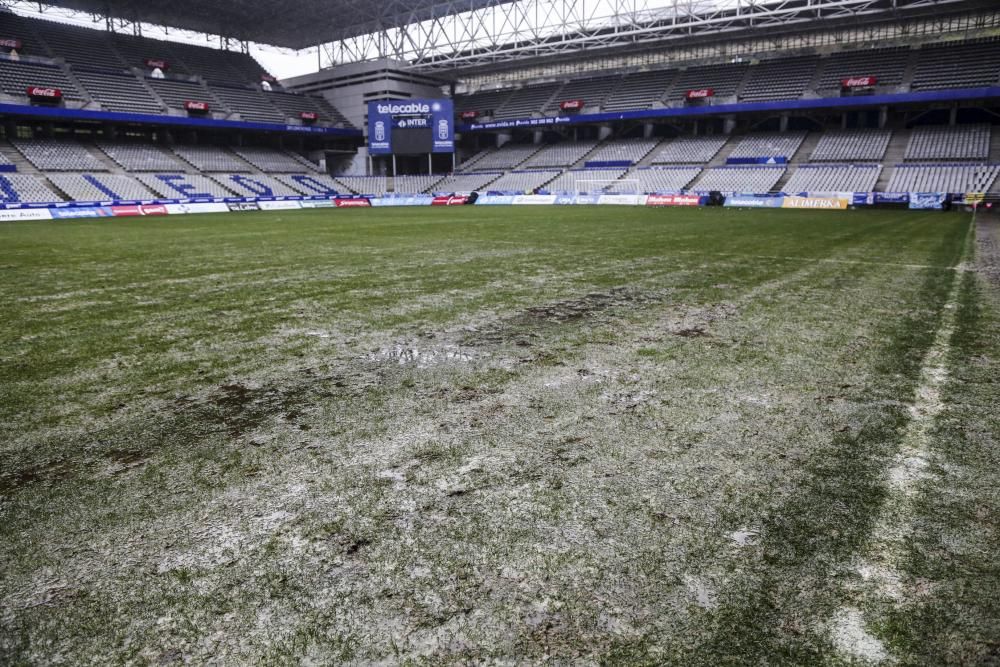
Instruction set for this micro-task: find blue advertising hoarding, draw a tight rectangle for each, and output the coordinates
[368,99,454,155]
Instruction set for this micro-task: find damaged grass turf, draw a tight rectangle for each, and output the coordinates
[0,206,996,664]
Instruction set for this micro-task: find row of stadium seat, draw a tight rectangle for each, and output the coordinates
[0,12,269,85]
[9,140,322,174]
[461,125,994,172]
[456,39,1000,117]
[1,162,997,203]
[0,56,351,127]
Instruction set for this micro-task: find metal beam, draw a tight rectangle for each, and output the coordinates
[317,0,997,73]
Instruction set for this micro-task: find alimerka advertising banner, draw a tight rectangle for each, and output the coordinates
[781,196,849,210]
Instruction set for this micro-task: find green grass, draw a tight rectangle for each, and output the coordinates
[0,206,997,664]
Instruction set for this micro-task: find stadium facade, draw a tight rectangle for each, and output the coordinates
[0,0,996,215]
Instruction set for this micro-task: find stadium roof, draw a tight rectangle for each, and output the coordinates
[28,0,513,49]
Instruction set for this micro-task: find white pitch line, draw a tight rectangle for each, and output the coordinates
[829,221,973,664]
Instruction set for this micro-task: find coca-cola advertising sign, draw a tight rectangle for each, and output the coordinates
[145,59,169,69]
[685,88,714,99]
[460,110,479,120]
[841,76,877,88]
[432,195,469,206]
[27,86,62,99]
[0,39,23,50]
[300,111,318,122]
[560,99,585,111]
[185,100,209,112]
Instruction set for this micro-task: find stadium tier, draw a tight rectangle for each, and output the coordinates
[0,13,351,127]
[454,38,1000,119]
[782,164,883,193]
[810,130,892,161]
[0,124,994,204]
[690,165,787,193]
[211,173,302,197]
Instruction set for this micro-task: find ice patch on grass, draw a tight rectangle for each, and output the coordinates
[830,608,889,664]
[729,528,760,547]
[683,574,718,609]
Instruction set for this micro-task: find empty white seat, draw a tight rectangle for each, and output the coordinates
[12,139,106,171]
[782,165,882,192]
[652,136,728,164]
[810,130,892,161]
[48,173,155,200]
[886,164,1000,192]
[691,166,786,193]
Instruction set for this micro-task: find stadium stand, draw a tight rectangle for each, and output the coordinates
[782,164,882,193]
[603,70,674,111]
[233,147,316,173]
[47,173,155,201]
[275,174,343,196]
[211,173,302,197]
[432,172,502,193]
[464,144,539,171]
[12,139,106,171]
[0,60,81,101]
[739,56,819,101]
[814,47,911,91]
[98,143,189,172]
[0,173,64,202]
[666,63,748,101]
[544,168,629,193]
[265,90,350,127]
[651,136,729,164]
[727,132,807,160]
[29,17,125,70]
[72,68,162,114]
[810,129,892,161]
[622,166,703,193]
[586,139,661,165]
[524,140,600,168]
[209,84,285,124]
[905,124,991,160]
[137,173,236,198]
[145,78,220,115]
[333,176,388,195]
[886,164,1000,193]
[495,84,561,119]
[173,146,252,173]
[910,38,1000,91]
[455,88,514,117]
[393,175,445,194]
[486,170,560,193]
[542,75,619,113]
[690,166,786,193]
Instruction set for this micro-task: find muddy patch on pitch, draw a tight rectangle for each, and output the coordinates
[0,459,75,495]
[175,380,320,439]
[463,287,669,347]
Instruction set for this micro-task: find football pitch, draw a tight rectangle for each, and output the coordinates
[1,206,998,664]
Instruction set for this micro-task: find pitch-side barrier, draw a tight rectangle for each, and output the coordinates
[0,191,992,222]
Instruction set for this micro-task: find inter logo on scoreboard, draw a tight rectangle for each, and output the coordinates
[367,99,454,155]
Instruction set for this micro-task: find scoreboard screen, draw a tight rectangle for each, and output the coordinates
[368,99,454,155]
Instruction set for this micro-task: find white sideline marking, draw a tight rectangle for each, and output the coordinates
[671,250,973,272]
[828,223,971,663]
